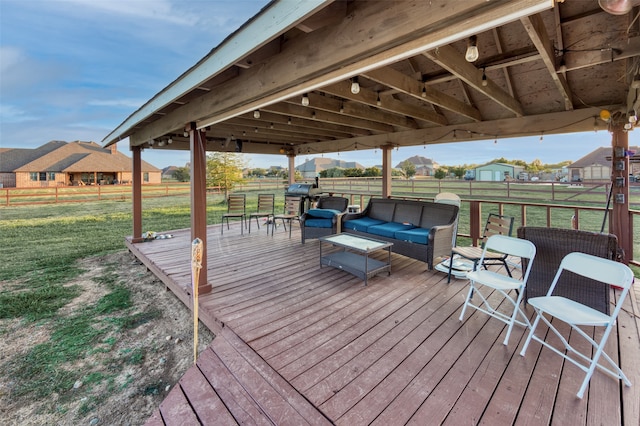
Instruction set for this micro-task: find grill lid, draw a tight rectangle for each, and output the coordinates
[286,183,323,196]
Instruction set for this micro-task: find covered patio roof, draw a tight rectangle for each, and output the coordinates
[103,0,640,155]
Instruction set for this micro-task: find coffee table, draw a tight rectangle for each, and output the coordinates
[318,233,393,285]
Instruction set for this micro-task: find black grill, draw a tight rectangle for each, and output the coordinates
[285,181,324,214]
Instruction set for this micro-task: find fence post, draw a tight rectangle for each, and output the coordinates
[470,200,482,246]
[55,186,59,203]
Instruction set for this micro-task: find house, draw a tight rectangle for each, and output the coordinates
[474,162,524,181]
[397,155,438,176]
[0,140,161,188]
[569,146,640,181]
[296,157,364,178]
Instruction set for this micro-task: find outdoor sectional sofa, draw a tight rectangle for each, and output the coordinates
[341,197,459,270]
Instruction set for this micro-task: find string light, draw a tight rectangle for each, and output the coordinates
[376,92,381,106]
[465,35,479,62]
[301,93,310,106]
[350,77,360,94]
[481,67,488,87]
[539,132,544,142]
[287,117,292,125]
[253,110,260,119]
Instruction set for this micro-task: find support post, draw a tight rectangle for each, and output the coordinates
[190,123,211,293]
[610,126,630,264]
[131,145,143,243]
[381,145,393,198]
[287,154,296,185]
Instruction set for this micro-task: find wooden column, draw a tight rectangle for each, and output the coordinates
[381,145,393,198]
[287,154,295,185]
[131,145,143,243]
[190,123,211,293]
[469,200,482,246]
[610,126,630,264]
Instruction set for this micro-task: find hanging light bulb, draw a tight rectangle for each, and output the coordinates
[594,116,599,132]
[287,117,292,125]
[253,110,261,119]
[465,35,479,62]
[421,84,427,98]
[301,93,310,106]
[339,103,344,113]
[376,92,381,106]
[481,67,488,87]
[167,137,173,145]
[628,110,638,123]
[540,132,544,142]
[350,77,360,94]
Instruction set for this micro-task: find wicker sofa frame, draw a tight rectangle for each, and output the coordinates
[300,196,349,243]
[341,197,459,270]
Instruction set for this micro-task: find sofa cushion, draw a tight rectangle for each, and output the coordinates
[304,218,333,228]
[395,227,430,245]
[368,222,415,238]
[343,217,387,232]
[307,208,341,219]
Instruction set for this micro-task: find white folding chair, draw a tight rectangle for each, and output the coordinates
[459,234,536,346]
[519,252,634,398]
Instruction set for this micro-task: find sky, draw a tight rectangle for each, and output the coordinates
[1,0,638,171]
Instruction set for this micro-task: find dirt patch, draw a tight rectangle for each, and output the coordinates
[0,251,214,425]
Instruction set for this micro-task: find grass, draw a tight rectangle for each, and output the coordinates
[0,184,637,417]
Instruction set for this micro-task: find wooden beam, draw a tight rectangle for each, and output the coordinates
[267,99,393,133]
[363,67,480,122]
[424,44,525,117]
[320,81,437,128]
[520,14,573,110]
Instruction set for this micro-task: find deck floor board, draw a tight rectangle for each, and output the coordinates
[128,225,640,425]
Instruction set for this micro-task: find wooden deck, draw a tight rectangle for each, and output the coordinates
[127,222,640,425]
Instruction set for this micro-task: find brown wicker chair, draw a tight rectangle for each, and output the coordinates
[516,227,620,314]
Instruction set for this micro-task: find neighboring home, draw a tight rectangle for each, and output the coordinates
[162,166,179,180]
[0,140,161,188]
[296,157,364,178]
[474,162,525,182]
[569,146,640,181]
[397,155,438,176]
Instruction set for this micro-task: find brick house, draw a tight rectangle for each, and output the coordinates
[0,140,161,188]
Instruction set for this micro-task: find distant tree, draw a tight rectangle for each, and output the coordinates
[398,160,416,179]
[206,152,246,198]
[434,168,447,179]
[248,167,268,177]
[449,166,465,179]
[363,167,381,177]
[173,166,190,182]
[343,168,364,177]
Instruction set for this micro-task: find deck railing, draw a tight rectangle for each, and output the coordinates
[324,191,640,267]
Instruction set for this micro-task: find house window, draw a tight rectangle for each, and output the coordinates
[48,172,56,180]
[30,172,38,181]
[143,172,149,182]
[39,172,47,181]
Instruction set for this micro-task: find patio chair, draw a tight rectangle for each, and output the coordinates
[434,192,461,246]
[459,234,536,346]
[516,227,619,314]
[446,213,514,283]
[221,194,246,235]
[249,193,274,233]
[519,252,634,398]
[270,195,301,238]
[300,196,349,243]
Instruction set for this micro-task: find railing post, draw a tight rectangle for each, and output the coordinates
[470,200,482,246]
